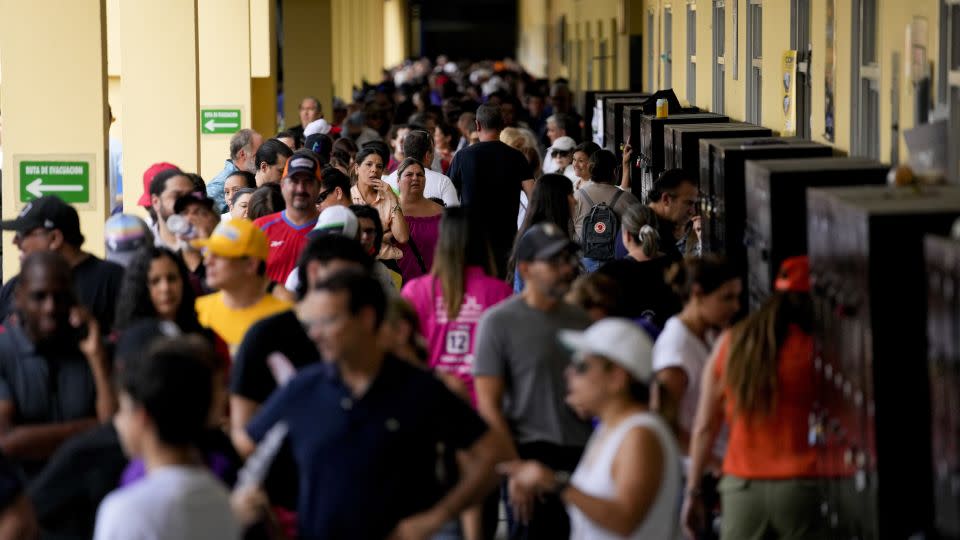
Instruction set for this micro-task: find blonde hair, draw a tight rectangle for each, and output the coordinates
[500,127,543,178]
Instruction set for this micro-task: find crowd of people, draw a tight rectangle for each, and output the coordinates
[0,57,838,540]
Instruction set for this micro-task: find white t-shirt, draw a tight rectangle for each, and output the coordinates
[651,316,713,436]
[383,168,460,207]
[94,465,240,540]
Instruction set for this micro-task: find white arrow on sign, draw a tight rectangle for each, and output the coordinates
[26,178,83,199]
[204,119,239,131]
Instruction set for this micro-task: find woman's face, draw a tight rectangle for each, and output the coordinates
[358,154,384,186]
[572,151,590,179]
[565,355,613,417]
[223,175,248,210]
[696,278,743,329]
[433,126,450,151]
[553,150,573,171]
[148,255,183,322]
[399,164,426,198]
[231,192,252,220]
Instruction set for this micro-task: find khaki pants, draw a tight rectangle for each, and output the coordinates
[718,476,834,540]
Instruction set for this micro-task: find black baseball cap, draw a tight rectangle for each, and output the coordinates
[0,195,85,246]
[282,152,321,180]
[515,223,579,262]
[174,191,216,215]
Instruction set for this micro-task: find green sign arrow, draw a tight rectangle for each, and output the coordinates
[19,161,90,203]
[201,109,242,134]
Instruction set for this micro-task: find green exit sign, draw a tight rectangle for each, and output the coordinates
[201,109,241,134]
[19,161,90,203]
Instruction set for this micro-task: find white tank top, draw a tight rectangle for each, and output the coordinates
[567,412,682,540]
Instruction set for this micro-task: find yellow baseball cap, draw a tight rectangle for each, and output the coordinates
[191,218,269,260]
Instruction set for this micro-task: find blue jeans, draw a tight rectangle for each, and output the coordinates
[581,257,603,273]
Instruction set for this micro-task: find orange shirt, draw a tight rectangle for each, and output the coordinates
[714,325,846,479]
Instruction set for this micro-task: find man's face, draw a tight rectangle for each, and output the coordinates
[13,227,55,261]
[522,251,578,300]
[664,181,699,224]
[282,172,321,212]
[180,203,220,240]
[298,289,371,362]
[316,186,348,213]
[114,392,146,458]
[546,121,564,143]
[154,175,195,221]
[357,217,378,255]
[258,154,287,186]
[15,265,73,343]
[204,252,254,291]
[239,134,264,173]
[299,98,322,127]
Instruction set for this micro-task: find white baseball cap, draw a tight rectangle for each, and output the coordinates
[308,205,359,240]
[304,118,332,137]
[559,318,654,383]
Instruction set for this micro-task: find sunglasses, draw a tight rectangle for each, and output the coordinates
[316,189,334,204]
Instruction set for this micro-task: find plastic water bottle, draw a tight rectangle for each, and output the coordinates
[166,214,196,240]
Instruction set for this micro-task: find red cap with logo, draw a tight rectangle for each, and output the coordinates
[139,162,180,207]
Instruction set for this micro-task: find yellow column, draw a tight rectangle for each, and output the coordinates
[283,0,333,125]
[198,0,252,182]
[251,0,278,138]
[384,0,409,70]
[0,0,110,281]
[119,0,200,216]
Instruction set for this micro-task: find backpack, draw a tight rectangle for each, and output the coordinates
[580,189,624,261]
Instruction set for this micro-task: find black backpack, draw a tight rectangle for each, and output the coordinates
[580,189,624,260]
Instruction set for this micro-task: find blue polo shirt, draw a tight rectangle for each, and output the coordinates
[246,355,488,539]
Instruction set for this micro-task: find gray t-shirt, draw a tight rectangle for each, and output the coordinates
[473,296,593,447]
[94,465,240,540]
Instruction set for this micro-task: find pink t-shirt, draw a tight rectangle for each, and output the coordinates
[402,267,513,403]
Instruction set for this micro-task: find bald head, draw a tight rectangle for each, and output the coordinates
[16,251,74,343]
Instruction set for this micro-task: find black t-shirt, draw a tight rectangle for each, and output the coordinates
[0,254,124,331]
[27,422,127,540]
[598,255,682,330]
[448,140,533,277]
[230,309,320,509]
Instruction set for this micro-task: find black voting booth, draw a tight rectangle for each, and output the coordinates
[924,235,960,540]
[807,186,960,539]
[586,91,647,147]
[602,95,653,153]
[743,158,888,308]
[699,138,832,277]
[664,122,773,178]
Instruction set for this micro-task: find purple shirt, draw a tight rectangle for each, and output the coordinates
[398,214,442,284]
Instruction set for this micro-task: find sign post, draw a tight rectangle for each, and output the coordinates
[200,109,242,135]
[18,160,91,204]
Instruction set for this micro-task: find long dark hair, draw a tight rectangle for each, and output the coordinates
[431,208,496,319]
[115,247,202,334]
[725,292,813,418]
[508,173,574,280]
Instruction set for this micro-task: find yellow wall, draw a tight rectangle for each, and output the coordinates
[1,0,110,281]
[331,0,391,101]
[530,0,635,94]
[251,0,278,137]
[638,0,943,160]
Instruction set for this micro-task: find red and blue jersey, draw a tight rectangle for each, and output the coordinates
[254,211,318,284]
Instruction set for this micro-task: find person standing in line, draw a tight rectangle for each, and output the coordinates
[652,255,741,457]
[254,151,322,284]
[350,148,410,261]
[474,223,593,539]
[402,207,512,403]
[448,104,535,278]
[383,130,460,207]
[508,174,576,293]
[396,158,444,284]
[208,129,263,213]
[253,139,294,187]
[573,150,640,273]
[568,142,601,190]
[236,270,511,539]
[500,318,682,540]
[683,257,844,540]
[93,338,240,540]
[646,169,699,261]
[221,171,256,222]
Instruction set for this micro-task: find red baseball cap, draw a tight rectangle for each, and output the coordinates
[138,162,180,207]
[775,256,810,293]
